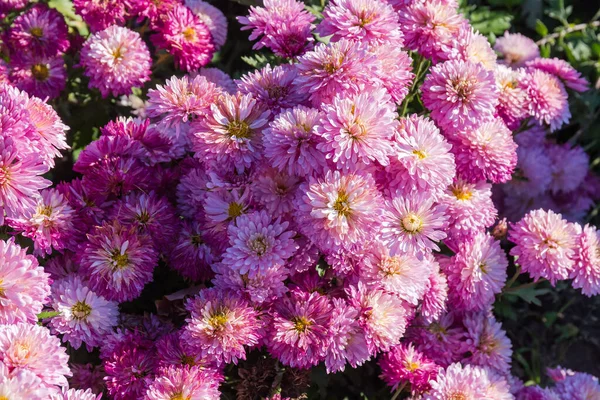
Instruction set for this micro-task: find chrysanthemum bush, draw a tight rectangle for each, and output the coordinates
[0,0,599,398]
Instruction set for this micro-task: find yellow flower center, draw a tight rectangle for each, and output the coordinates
[333,191,351,216]
[113,46,123,60]
[412,149,427,159]
[37,205,53,217]
[452,186,472,201]
[0,280,4,297]
[449,393,467,400]
[170,392,190,400]
[401,213,423,234]
[208,311,229,331]
[227,202,245,219]
[181,355,196,366]
[226,120,252,139]
[71,301,92,319]
[137,211,151,224]
[182,27,196,42]
[110,250,129,270]
[404,360,420,372]
[30,27,43,38]
[292,316,312,333]
[31,64,49,81]
[190,234,203,246]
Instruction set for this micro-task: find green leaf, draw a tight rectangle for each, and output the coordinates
[469,8,513,35]
[507,287,551,306]
[38,311,60,320]
[240,53,281,69]
[487,0,523,7]
[535,20,549,36]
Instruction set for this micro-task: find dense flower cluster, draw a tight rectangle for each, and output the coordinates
[0,0,598,399]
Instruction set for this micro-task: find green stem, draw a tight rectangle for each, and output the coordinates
[390,382,407,400]
[504,279,546,294]
[504,265,522,290]
[400,55,429,117]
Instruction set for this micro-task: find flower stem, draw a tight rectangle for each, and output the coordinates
[390,382,407,400]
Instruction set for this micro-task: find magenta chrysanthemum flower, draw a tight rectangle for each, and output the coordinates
[398,0,465,62]
[554,372,600,400]
[371,40,414,104]
[442,232,507,312]
[80,26,151,98]
[146,365,221,400]
[379,343,438,393]
[362,242,430,305]
[516,386,561,400]
[168,221,215,282]
[387,114,456,198]
[263,105,327,178]
[422,60,498,132]
[523,69,570,131]
[186,0,228,49]
[569,224,600,296]
[546,143,589,194]
[0,323,71,387]
[147,74,220,127]
[80,222,158,302]
[509,209,579,284]
[494,31,539,67]
[527,57,589,92]
[407,313,466,367]
[295,39,378,105]
[222,210,297,278]
[463,312,512,374]
[6,4,69,57]
[317,0,402,44]
[424,363,494,399]
[182,288,261,366]
[348,284,409,353]
[191,93,270,172]
[252,167,300,218]
[421,263,449,324]
[9,54,66,99]
[203,187,252,234]
[0,0,28,17]
[236,64,308,113]
[69,363,105,394]
[316,87,396,171]
[49,275,119,351]
[450,118,518,183]
[0,238,50,324]
[238,0,315,58]
[296,170,383,252]
[156,332,205,369]
[73,0,125,32]
[152,4,215,71]
[267,289,332,369]
[0,364,52,400]
[449,27,497,70]
[494,65,529,129]
[381,192,448,256]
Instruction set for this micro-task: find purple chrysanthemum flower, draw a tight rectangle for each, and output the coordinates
[146,365,222,400]
[296,170,383,252]
[523,69,570,131]
[222,210,297,278]
[151,4,215,71]
[494,31,540,67]
[379,343,438,393]
[463,312,512,374]
[69,363,105,394]
[546,143,589,194]
[252,167,301,218]
[0,238,50,324]
[0,323,71,387]
[182,288,261,366]
[381,192,448,256]
[316,87,396,171]
[570,224,600,296]
[73,0,126,32]
[80,222,158,302]
[9,54,66,99]
[156,332,206,369]
[267,289,332,369]
[203,186,252,235]
[6,4,69,57]
[197,67,237,93]
[80,26,152,98]
[168,220,215,282]
[317,0,402,45]
[422,59,498,132]
[191,93,270,173]
[509,209,579,285]
[263,105,327,178]
[186,0,228,49]
[554,372,600,400]
[527,57,589,92]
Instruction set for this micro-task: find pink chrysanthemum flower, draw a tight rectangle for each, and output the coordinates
[441,232,507,312]
[407,313,466,367]
[421,262,449,324]
[186,0,228,49]
[127,0,179,26]
[317,0,402,44]
[449,27,497,70]
[168,221,215,282]
[80,26,152,98]
[422,60,498,132]
[191,93,270,173]
[450,118,518,183]
[203,187,252,234]
[49,275,119,351]
[527,57,589,92]
[0,323,71,387]
[554,372,600,400]
[9,54,66,99]
[494,65,529,129]
[49,388,100,400]
[494,31,540,67]
[152,4,215,71]
[424,363,494,399]
[379,343,438,393]
[73,0,125,32]
[146,365,221,400]
[463,312,512,374]
[237,64,308,113]
[80,222,158,302]
[296,170,383,252]
[0,238,50,324]
[348,284,409,353]
[381,192,448,256]
[6,4,69,57]
[222,210,297,277]
[176,165,210,220]
[197,67,237,93]
[267,289,332,369]
[523,69,570,131]
[147,75,221,127]
[398,0,466,62]
[8,188,74,256]
[370,39,414,104]
[0,363,53,400]
[252,167,301,218]
[156,332,205,369]
[263,105,327,178]
[362,242,431,305]
[296,39,378,105]
[387,115,456,198]
[237,0,315,58]
[509,209,579,284]
[569,224,600,296]
[182,288,261,366]
[546,143,589,194]
[316,87,396,171]
[440,179,497,242]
